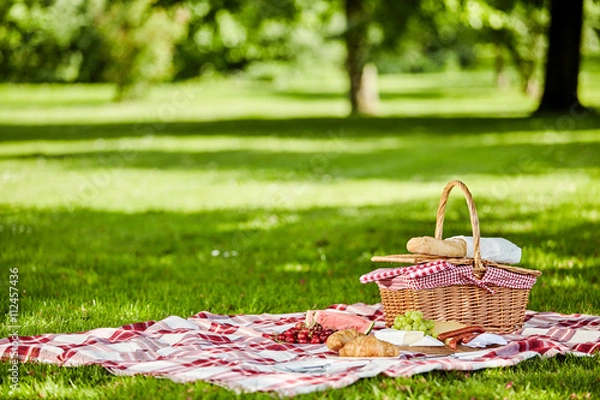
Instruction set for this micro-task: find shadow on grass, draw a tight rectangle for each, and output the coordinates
[1,114,600,142]
[1,139,598,183]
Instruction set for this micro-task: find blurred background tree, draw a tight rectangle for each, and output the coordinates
[0,0,598,109]
[96,0,188,100]
[0,0,187,100]
[0,0,97,83]
[442,0,548,96]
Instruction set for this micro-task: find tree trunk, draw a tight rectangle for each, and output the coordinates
[495,43,508,89]
[536,0,585,113]
[344,0,377,115]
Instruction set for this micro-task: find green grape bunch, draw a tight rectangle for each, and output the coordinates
[392,310,436,337]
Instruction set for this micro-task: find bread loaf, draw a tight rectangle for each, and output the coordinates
[406,236,467,257]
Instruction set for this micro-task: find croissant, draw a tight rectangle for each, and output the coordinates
[326,329,366,351]
[338,335,400,357]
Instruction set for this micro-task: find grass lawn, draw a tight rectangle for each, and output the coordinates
[1,67,600,399]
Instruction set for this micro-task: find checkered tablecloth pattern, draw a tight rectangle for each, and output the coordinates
[2,303,599,396]
[360,260,537,293]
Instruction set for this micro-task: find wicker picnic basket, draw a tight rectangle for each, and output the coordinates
[370,180,541,334]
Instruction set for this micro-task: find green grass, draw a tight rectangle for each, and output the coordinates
[1,68,600,399]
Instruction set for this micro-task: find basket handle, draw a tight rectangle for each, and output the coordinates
[434,180,485,278]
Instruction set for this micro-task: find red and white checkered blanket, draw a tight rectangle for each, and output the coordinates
[2,303,599,396]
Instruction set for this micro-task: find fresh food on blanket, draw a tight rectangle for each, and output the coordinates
[433,320,468,336]
[270,321,335,345]
[391,310,437,337]
[373,328,505,349]
[305,310,374,334]
[319,308,497,357]
[267,305,498,358]
[437,326,486,349]
[406,235,522,263]
[384,310,494,348]
[329,325,495,357]
[269,310,373,345]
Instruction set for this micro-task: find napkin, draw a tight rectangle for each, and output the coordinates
[462,333,508,348]
[451,236,522,264]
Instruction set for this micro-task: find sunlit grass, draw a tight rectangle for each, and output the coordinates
[0,70,599,398]
[0,70,567,124]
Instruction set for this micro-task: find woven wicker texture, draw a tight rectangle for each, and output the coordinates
[379,286,530,333]
[373,180,540,334]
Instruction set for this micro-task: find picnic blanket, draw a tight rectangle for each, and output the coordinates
[2,303,599,396]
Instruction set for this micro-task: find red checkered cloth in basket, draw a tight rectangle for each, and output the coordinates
[2,303,599,396]
[359,260,537,293]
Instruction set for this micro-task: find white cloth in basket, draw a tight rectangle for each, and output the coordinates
[451,236,522,264]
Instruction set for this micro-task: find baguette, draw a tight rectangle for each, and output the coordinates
[406,236,467,257]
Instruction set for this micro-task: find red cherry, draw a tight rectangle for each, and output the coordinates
[277,334,286,341]
[297,337,309,344]
[310,336,321,344]
[285,335,296,343]
[295,322,305,330]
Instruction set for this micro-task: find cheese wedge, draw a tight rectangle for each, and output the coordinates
[432,321,467,337]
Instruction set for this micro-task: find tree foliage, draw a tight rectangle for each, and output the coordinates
[0,0,96,82]
[0,0,187,99]
[173,0,344,82]
[0,0,598,103]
